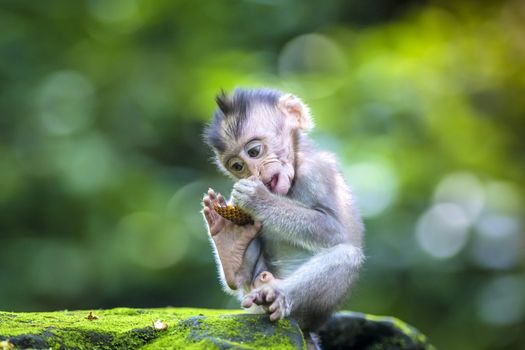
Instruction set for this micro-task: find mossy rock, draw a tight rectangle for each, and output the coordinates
[0,308,433,349]
[319,312,435,350]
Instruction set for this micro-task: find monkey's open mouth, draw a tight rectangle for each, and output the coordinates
[265,174,279,192]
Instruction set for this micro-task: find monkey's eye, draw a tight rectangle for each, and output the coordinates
[228,158,244,173]
[245,141,262,158]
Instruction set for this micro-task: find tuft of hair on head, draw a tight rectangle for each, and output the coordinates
[215,89,231,115]
[203,89,231,153]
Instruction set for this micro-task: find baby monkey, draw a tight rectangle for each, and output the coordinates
[202,88,364,335]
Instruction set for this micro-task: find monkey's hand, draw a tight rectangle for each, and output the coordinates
[242,283,290,322]
[231,176,271,217]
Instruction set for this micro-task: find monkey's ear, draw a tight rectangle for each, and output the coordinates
[278,94,314,132]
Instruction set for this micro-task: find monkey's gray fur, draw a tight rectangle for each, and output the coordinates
[203,87,364,333]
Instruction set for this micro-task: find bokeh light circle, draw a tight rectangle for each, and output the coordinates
[471,214,523,269]
[36,70,95,135]
[278,33,347,98]
[117,212,188,269]
[433,172,485,223]
[476,275,525,326]
[344,162,398,218]
[416,203,470,259]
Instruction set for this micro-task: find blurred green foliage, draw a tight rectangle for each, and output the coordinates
[0,1,524,349]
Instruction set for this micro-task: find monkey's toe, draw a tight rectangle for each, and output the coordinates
[241,298,252,308]
[217,193,227,206]
[269,310,282,321]
[262,286,276,303]
[207,188,217,200]
[266,289,289,322]
[242,292,260,308]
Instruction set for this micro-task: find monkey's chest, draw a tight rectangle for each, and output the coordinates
[260,234,313,279]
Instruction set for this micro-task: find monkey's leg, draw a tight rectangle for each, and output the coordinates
[242,243,364,331]
[203,189,261,290]
[207,219,261,291]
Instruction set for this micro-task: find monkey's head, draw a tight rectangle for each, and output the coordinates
[204,88,313,195]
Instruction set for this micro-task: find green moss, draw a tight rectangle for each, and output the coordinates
[0,308,303,349]
[1,308,433,349]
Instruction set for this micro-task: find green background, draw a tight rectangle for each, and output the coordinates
[1,1,524,349]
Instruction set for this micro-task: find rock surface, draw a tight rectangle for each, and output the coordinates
[319,312,434,350]
[0,308,433,349]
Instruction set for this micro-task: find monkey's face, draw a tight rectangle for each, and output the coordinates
[206,89,313,195]
[218,106,296,196]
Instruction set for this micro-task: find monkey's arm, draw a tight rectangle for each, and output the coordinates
[260,196,349,249]
[232,180,359,251]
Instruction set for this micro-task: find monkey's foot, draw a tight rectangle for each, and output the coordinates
[242,284,290,321]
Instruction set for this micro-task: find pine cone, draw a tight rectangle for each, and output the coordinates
[213,203,253,226]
